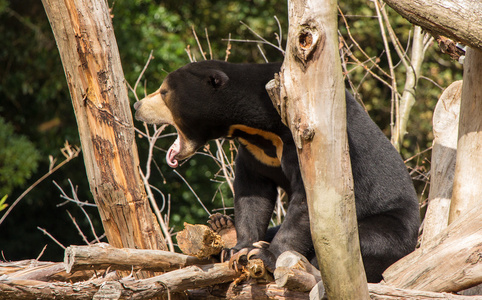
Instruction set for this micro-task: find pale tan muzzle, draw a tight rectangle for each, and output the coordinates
[134,88,174,126]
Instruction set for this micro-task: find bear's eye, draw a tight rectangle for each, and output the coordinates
[160,90,168,97]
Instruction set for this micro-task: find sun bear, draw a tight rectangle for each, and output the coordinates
[133,60,419,282]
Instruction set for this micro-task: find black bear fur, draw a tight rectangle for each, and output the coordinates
[133,60,420,282]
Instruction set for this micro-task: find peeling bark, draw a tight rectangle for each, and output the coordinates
[41,0,167,279]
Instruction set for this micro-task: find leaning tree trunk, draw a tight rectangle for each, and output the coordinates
[268,0,369,298]
[41,0,167,277]
[381,0,482,50]
[449,48,482,223]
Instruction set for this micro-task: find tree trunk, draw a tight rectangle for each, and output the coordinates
[449,48,482,223]
[41,0,167,276]
[421,80,462,248]
[381,0,482,50]
[268,0,369,298]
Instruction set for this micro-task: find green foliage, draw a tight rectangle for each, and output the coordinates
[0,117,40,197]
[0,195,8,211]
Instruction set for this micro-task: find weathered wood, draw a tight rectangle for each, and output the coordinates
[176,223,224,259]
[449,48,482,223]
[273,0,369,298]
[274,251,322,292]
[383,205,482,292]
[64,244,215,273]
[0,262,238,300]
[381,0,482,50]
[0,261,94,283]
[41,0,167,277]
[188,281,310,300]
[368,284,479,299]
[421,80,462,248]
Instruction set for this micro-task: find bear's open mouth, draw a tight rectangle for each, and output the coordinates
[164,129,199,168]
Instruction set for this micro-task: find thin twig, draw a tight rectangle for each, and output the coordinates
[78,204,101,244]
[67,210,90,245]
[173,170,211,216]
[205,28,213,60]
[139,168,175,252]
[35,245,48,261]
[225,33,232,61]
[192,26,207,61]
[37,227,66,249]
[373,0,399,146]
[215,140,235,195]
[0,141,80,226]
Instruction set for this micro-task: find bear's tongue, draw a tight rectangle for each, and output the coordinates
[166,136,180,168]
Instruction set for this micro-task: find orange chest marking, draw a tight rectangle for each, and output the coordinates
[228,124,283,167]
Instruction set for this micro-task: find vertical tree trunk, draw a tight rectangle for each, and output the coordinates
[449,48,482,224]
[421,81,461,248]
[41,0,167,276]
[270,0,369,298]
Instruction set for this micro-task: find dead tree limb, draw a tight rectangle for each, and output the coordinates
[41,0,167,279]
[421,80,462,248]
[0,261,94,283]
[274,251,322,292]
[449,48,482,223]
[381,0,482,50]
[383,205,482,292]
[269,0,369,298]
[64,244,216,273]
[0,262,238,300]
[368,284,479,300]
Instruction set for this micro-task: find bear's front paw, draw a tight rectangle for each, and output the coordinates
[228,244,276,273]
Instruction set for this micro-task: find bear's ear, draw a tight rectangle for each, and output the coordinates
[208,70,229,89]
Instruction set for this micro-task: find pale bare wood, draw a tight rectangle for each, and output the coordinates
[189,281,310,300]
[0,262,238,300]
[64,244,215,273]
[41,0,167,279]
[421,80,462,248]
[275,268,318,292]
[274,251,322,292]
[272,0,369,298]
[383,205,482,292]
[0,261,93,283]
[368,284,479,299]
[381,0,482,50]
[176,223,224,259]
[449,48,482,223]
[391,26,431,151]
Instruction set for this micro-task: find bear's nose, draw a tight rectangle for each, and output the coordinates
[133,101,142,110]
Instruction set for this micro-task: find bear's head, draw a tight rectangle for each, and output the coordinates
[134,60,282,168]
[134,61,238,168]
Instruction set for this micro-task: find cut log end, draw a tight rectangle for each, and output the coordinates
[177,223,224,259]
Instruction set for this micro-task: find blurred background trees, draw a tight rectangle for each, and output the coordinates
[0,0,462,262]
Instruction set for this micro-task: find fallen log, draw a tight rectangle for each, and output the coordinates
[3,258,482,299]
[0,262,238,300]
[0,260,101,283]
[64,243,215,273]
[383,204,482,292]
